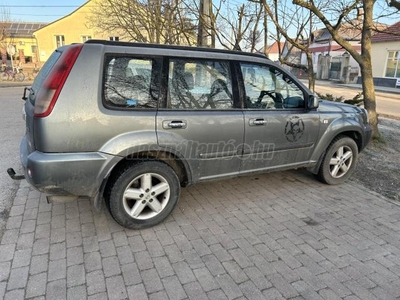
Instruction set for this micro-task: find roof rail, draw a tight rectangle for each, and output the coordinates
[85,39,269,60]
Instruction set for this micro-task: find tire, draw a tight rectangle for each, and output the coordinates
[108,161,180,229]
[15,72,25,82]
[317,135,358,185]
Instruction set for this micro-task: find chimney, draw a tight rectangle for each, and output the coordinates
[357,8,364,20]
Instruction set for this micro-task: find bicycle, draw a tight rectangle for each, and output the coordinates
[0,65,8,81]
[0,67,25,82]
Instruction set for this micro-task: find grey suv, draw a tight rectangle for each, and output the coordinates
[11,40,372,229]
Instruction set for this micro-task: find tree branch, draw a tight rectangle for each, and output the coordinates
[292,0,363,64]
[389,0,400,10]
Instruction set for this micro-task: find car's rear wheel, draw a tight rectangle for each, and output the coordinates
[317,136,358,185]
[108,161,180,229]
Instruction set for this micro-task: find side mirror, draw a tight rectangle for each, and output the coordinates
[308,95,319,110]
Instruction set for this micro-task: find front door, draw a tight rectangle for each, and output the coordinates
[157,58,244,182]
[239,62,320,174]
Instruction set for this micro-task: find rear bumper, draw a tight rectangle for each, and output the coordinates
[20,135,118,197]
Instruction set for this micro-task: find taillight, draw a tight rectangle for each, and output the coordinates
[34,44,83,117]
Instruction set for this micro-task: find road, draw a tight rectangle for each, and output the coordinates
[0,87,25,237]
[314,83,400,118]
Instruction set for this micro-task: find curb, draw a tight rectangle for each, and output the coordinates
[307,80,400,96]
[0,81,33,88]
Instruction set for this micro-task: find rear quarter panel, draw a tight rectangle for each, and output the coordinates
[33,44,158,153]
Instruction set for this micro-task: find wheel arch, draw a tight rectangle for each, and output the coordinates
[308,129,362,175]
[94,149,192,210]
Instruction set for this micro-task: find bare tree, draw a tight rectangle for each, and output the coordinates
[260,0,318,91]
[292,0,382,138]
[0,5,11,64]
[88,0,197,45]
[387,0,400,10]
[244,2,264,52]
[192,0,265,51]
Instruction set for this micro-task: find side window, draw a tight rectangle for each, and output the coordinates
[167,58,234,109]
[241,63,305,109]
[104,56,161,109]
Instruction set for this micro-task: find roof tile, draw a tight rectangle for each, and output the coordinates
[371,21,400,43]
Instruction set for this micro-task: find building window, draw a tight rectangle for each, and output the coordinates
[81,35,92,42]
[55,35,65,48]
[109,36,119,41]
[31,45,37,54]
[385,51,400,78]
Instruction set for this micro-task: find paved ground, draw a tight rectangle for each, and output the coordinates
[0,87,26,240]
[1,170,400,300]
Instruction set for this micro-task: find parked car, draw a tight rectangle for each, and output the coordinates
[9,40,372,229]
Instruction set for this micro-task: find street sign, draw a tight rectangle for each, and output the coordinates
[6,45,16,56]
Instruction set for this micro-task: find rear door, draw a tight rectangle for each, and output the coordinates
[239,62,320,173]
[156,57,244,182]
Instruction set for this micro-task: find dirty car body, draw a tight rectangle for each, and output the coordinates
[14,40,371,229]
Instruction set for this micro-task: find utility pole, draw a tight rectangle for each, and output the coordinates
[197,0,211,47]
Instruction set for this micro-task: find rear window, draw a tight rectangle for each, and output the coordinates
[103,55,162,109]
[29,50,62,105]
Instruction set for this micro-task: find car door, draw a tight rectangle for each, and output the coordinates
[156,57,244,182]
[239,62,320,174]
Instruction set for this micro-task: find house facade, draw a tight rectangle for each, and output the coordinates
[371,22,400,88]
[33,0,120,62]
[267,41,284,62]
[33,0,196,62]
[301,21,364,82]
[300,14,386,83]
[0,22,46,64]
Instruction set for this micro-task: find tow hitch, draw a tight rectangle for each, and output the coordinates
[7,168,25,180]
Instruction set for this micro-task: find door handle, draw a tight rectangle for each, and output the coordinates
[250,118,267,126]
[165,120,187,129]
[168,122,184,128]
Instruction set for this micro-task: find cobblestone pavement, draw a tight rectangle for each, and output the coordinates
[1,170,400,300]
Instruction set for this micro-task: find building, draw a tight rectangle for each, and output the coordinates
[300,11,386,82]
[33,1,118,62]
[267,41,284,62]
[280,41,303,76]
[371,21,400,88]
[0,22,46,64]
[33,0,196,62]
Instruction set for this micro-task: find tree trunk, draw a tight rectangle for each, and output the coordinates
[360,63,379,138]
[360,0,379,139]
[306,52,315,92]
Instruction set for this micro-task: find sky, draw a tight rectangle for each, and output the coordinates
[1,0,398,29]
[1,0,89,23]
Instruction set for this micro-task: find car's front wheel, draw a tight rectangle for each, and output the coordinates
[317,136,359,185]
[108,161,180,229]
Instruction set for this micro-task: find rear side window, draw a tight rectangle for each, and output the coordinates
[167,58,234,110]
[30,50,61,105]
[103,55,162,109]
